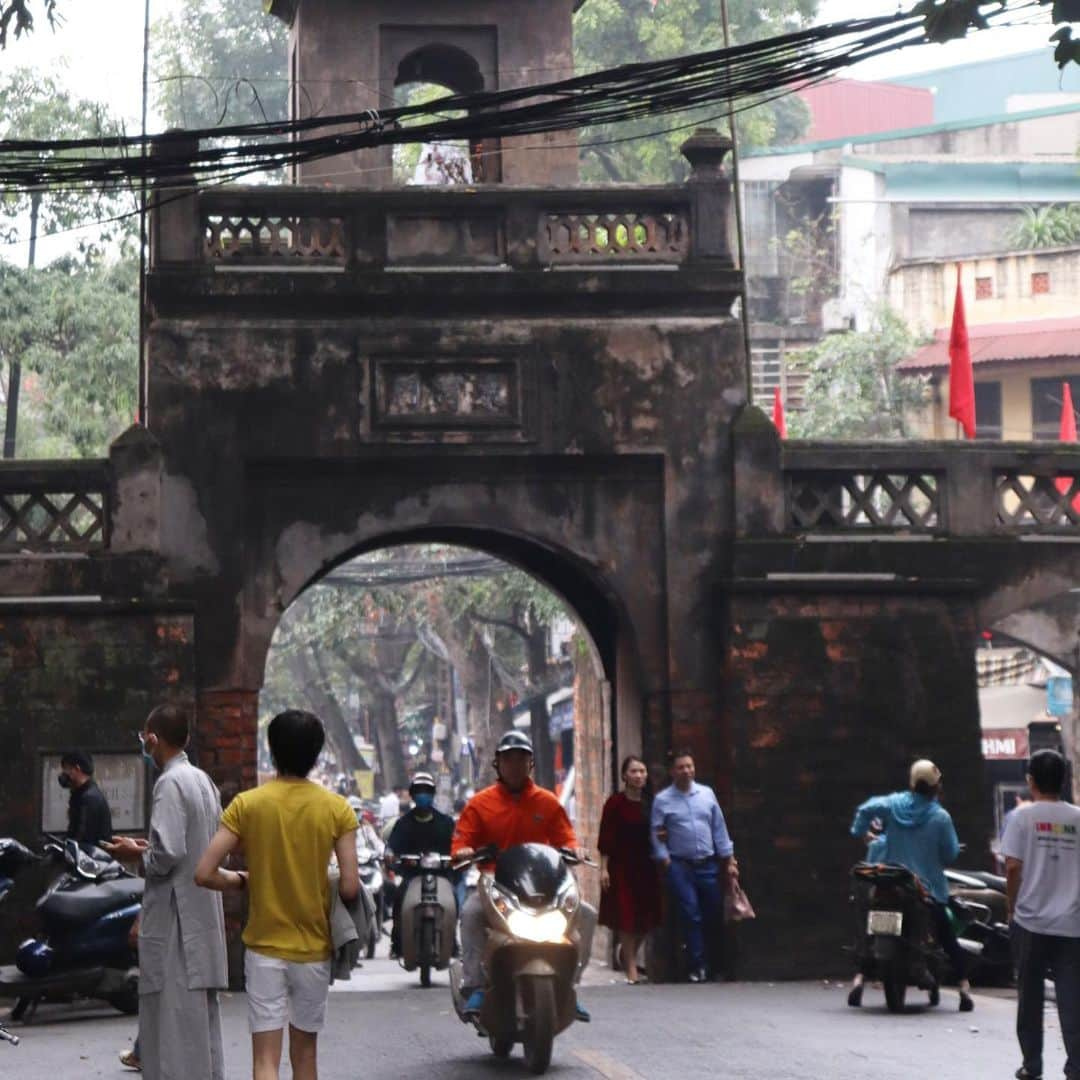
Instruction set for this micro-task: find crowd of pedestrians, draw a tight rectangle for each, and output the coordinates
[48,703,1077,1080]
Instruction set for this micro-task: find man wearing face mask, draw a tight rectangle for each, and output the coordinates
[59,750,113,850]
[385,772,454,958]
[103,704,228,1080]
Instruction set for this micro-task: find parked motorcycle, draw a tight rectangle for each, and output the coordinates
[0,836,142,1021]
[946,868,1013,985]
[357,847,384,959]
[850,861,942,1012]
[450,843,591,1075]
[392,852,458,987]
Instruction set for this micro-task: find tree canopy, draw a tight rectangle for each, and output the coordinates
[787,308,930,440]
[574,0,818,182]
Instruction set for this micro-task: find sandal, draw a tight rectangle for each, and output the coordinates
[119,1048,142,1072]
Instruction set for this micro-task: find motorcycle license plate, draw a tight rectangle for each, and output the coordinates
[868,910,903,936]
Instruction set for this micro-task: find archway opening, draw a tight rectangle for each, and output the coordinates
[257,542,612,846]
[392,43,500,183]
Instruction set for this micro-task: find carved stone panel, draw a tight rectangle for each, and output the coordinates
[369,353,531,442]
[385,214,506,266]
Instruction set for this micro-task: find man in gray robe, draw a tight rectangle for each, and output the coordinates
[105,703,228,1080]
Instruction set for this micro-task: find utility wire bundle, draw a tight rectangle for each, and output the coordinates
[0,1,1048,194]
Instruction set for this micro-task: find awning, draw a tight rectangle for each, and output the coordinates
[900,316,1080,371]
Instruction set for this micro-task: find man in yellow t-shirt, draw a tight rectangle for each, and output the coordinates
[195,710,358,1080]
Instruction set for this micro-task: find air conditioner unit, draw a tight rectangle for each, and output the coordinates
[821,298,856,333]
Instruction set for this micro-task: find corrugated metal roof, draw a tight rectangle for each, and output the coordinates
[799,79,933,141]
[900,316,1080,371]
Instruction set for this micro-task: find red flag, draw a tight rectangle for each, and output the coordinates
[772,386,787,439]
[948,265,976,439]
[1055,382,1079,511]
[1060,382,1077,442]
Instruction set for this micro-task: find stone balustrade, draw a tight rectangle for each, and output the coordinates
[734,406,1080,539]
[0,460,110,553]
[148,128,735,276]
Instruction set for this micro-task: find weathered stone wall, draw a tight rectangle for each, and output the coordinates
[724,592,988,978]
[0,609,195,959]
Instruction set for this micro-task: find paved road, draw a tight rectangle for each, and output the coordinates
[3,968,1071,1079]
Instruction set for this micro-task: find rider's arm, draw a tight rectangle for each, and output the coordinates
[1004,856,1023,920]
[451,800,483,859]
[850,796,890,842]
[939,815,961,865]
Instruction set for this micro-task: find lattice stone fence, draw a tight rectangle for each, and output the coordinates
[733,406,1080,538]
[0,461,110,553]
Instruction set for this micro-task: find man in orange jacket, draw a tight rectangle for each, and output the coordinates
[452,730,594,1019]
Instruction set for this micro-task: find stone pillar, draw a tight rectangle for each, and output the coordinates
[196,688,258,988]
[681,128,734,267]
[108,424,163,554]
[196,689,259,801]
[733,405,785,539]
[724,592,988,978]
[149,132,201,269]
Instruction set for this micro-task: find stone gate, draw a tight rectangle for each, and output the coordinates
[3,0,1080,978]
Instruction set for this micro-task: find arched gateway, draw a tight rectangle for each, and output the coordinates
[11,0,1080,983]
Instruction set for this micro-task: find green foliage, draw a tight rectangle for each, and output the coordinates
[152,0,287,130]
[787,308,930,440]
[1010,204,1080,249]
[22,256,138,456]
[0,69,133,257]
[573,0,818,183]
[0,255,138,457]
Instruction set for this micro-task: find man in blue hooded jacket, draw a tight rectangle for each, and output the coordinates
[847,759,974,1012]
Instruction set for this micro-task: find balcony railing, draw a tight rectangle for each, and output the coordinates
[735,422,1080,539]
[0,461,110,553]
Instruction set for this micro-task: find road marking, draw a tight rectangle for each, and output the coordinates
[573,1048,646,1079]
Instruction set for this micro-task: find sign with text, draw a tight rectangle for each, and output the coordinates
[41,752,149,834]
[981,729,1029,761]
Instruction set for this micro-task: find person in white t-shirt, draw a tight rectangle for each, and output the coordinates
[1001,749,1080,1080]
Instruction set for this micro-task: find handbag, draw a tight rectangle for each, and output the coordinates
[724,881,756,922]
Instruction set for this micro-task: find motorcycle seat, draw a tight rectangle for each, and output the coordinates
[40,877,144,922]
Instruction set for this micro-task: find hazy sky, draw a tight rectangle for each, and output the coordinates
[0,0,1060,128]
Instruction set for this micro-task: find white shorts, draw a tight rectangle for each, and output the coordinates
[244,950,331,1034]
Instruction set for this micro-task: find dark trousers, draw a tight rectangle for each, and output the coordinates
[929,900,968,981]
[1013,923,1080,1079]
[667,858,722,974]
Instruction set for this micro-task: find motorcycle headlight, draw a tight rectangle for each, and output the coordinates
[506,909,568,943]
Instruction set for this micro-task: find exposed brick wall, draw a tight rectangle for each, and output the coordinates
[724,593,988,979]
[195,688,259,987]
[573,655,612,918]
[196,689,259,804]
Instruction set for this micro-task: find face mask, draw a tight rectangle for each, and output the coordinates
[139,735,157,767]
[413,793,435,811]
[57,772,72,790]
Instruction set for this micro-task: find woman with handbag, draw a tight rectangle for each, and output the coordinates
[598,755,662,984]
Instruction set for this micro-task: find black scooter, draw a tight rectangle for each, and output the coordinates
[0,836,142,1021]
[450,843,593,1075]
[850,861,943,1011]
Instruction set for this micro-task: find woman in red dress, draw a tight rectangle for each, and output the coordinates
[598,755,662,983]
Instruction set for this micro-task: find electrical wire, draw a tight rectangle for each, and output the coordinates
[0,4,1045,196]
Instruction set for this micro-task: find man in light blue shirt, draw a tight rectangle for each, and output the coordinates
[651,749,738,982]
